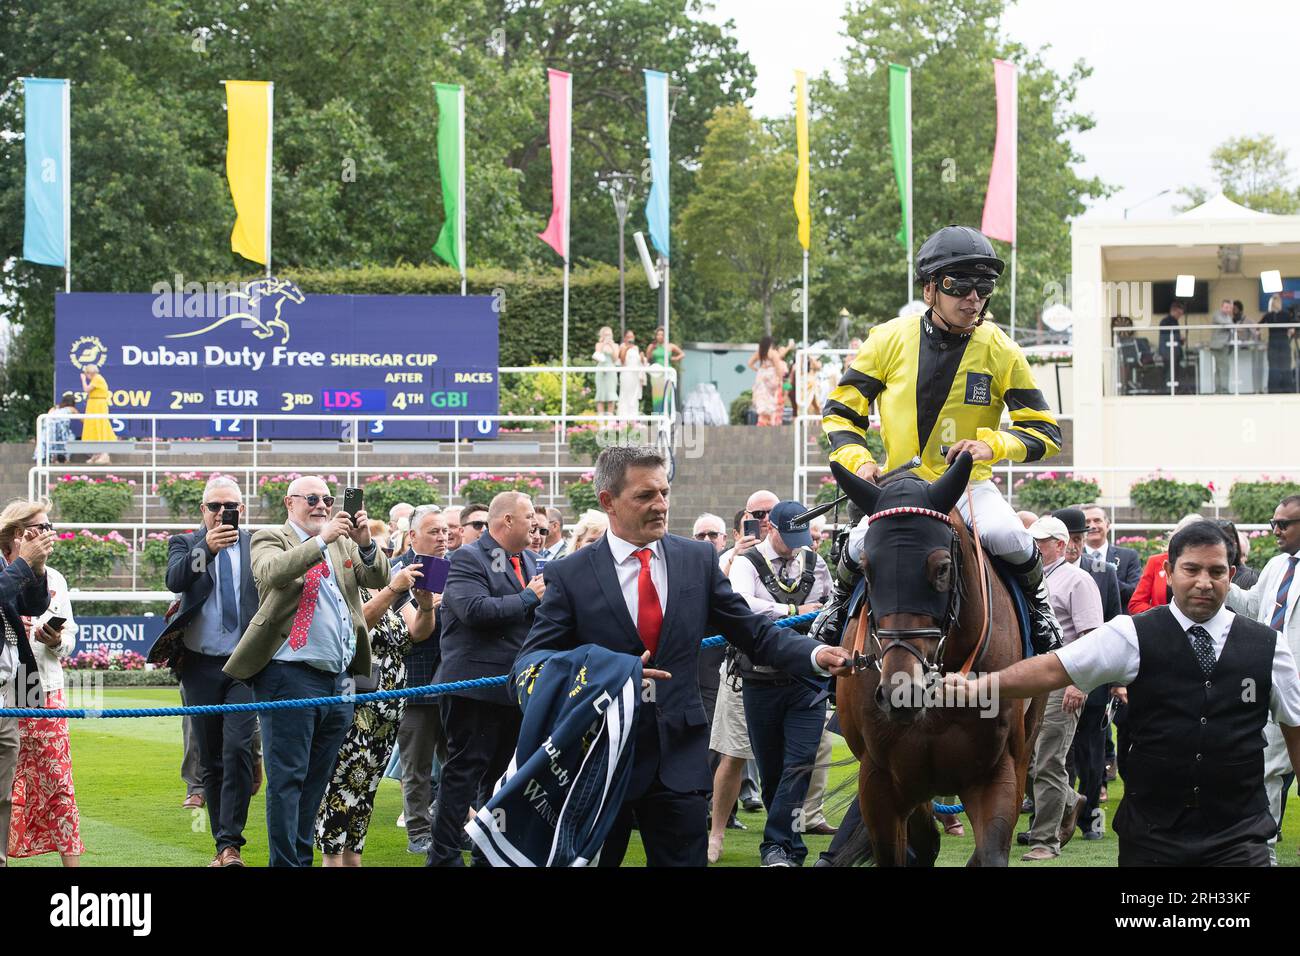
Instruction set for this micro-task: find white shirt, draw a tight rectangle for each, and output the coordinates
[1056,601,1300,726]
[728,537,831,621]
[604,529,667,628]
[604,530,829,675]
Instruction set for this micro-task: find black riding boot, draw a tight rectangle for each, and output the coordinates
[1009,552,1063,654]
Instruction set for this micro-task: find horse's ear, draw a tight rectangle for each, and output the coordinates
[929,451,973,514]
[830,460,881,515]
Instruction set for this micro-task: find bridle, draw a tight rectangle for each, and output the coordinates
[850,505,972,677]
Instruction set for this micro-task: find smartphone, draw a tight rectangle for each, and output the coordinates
[412,554,451,593]
[221,506,239,530]
[535,558,548,574]
[343,486,363,526]
[45,615,66,632]
[743,518,762,540]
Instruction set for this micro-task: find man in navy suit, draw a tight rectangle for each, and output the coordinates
[428,491,543,866]
[520,446,853,867]
[161,476,261,867]
[1082,506,1143,607]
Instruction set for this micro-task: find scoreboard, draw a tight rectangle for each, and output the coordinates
[54,286,500,440]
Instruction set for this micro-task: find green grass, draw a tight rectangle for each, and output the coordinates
[9,688,1300,867]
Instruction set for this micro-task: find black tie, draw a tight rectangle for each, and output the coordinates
[1188,624,1216,676]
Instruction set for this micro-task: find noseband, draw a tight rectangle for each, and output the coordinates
[858,506,964,676]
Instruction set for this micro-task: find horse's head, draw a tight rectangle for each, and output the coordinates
[831,452,973,723]
[272,278,304,303]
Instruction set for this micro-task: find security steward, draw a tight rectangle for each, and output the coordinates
[947,520,1300,866]
[726,500,831,867]
[823,224,1064,653]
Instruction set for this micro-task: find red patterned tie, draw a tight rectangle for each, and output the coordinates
[634,548,662,656]
[288,562,330,650]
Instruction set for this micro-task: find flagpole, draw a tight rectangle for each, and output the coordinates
[1009,65,1017,340]
[458,84,466,297]
[61,79,71,294]
[560,74,572,427]
[265,82,274,279]
[904,67,913,299]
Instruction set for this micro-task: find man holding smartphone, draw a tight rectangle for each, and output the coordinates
[161,476,261,866]
[224,475,390,866]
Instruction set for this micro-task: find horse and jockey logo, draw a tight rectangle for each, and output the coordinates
[68,335,108,370]
[164,276,305,345]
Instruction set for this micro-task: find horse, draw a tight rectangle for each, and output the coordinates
[165,277,304,345]
[830,451,1045,866]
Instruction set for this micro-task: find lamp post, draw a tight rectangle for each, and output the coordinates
[602,171,636,337]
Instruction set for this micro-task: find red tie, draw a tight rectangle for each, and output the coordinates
[288,562,330,650]
[510,555,526,587]
[634,548,662,656]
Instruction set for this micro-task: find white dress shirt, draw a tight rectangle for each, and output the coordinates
[604,529,668,627]
[728,537,831,620]
[1055,601,1300,726]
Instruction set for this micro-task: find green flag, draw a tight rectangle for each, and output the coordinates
[888,64,911,251]
[433,82,464,275]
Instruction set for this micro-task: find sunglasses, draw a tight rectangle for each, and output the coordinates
[694,530,722,541]
[1271,518,1298,531]
[748,510,770,521]
[287,493,335,508]
[203,502,241,513]
[467,520,488,531]
[939,274,997,298]
[24,522,53,533]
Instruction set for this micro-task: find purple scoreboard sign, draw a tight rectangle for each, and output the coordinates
[54,281,499,440]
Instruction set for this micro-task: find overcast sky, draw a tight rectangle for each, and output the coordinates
[703,0,1300,221]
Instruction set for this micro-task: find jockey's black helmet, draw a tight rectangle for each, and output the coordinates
[915,225,1005,284]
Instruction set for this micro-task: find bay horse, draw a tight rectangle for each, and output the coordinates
[831,452,1045,866]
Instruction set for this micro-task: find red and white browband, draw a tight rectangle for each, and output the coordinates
[867,506,953,526]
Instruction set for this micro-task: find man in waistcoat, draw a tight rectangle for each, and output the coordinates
[726,499,831,867]
[947,520,1300,866]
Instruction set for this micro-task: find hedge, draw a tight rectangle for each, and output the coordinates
[63,669,178,687]
[268,263,662,368]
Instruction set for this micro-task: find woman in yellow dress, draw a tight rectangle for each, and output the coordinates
[78,364,116,462]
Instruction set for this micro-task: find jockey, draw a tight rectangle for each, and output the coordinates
[821,224,1063,653]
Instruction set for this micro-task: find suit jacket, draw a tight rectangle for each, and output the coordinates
[1083,560,1123,622]
[434,532,539,705]
[1229,551,1300,660]
[0,556,51,704]
[519,533,823,795]
[157,529,259,653]
[1106,544,1143,606]
[223,523,390,681]
[1128,552,1170,614]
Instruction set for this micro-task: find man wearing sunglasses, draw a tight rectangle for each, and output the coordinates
[159,475,261,866]
[1228,494,1300,861]
[224,475,390,867]
[822,223,1064,655]
[459,503,489,548]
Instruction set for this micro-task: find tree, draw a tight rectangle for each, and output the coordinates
[679,105,805,338]
[1178,134,1300,214]
[810,0,1109,340]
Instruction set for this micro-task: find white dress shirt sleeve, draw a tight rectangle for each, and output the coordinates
[727,548,791,620]
[1054,616,1141,693]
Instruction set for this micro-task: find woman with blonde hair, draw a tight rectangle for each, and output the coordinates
[570,509,609,551]
[0,500,82,866]
[78,364,116,463]
[593,326,619,417]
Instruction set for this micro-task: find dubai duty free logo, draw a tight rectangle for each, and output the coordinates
[69,335,108,371]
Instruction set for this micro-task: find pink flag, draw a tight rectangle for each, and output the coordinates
[981,59,1017,245]
[538,68,572,259]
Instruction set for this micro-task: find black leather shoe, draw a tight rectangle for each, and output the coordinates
[726,816,747,830]
[1016,831,1031,846]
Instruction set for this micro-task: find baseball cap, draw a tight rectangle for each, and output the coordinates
[1028,516,1069,543]
[769,500,813,549]
[1052,507,1088,536]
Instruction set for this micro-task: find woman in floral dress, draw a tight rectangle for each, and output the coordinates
[2,500,83,866]
[314,562,437,865]
[748,336,788,426]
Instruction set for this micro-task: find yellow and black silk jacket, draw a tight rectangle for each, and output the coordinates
[822,312,1060,484]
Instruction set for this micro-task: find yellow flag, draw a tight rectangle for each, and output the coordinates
[225,80,273,266]
[793,70,810,251]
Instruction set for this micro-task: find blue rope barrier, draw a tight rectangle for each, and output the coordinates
[932,801,964,814]
[0,611,820,718]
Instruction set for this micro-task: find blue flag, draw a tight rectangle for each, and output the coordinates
[23,78,70,268]
[644,69,670,260]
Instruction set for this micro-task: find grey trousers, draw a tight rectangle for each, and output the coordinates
[0,683,19,867]
[1027,687,1080,852]
[397,705,447,841]
[182,684,261,795]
